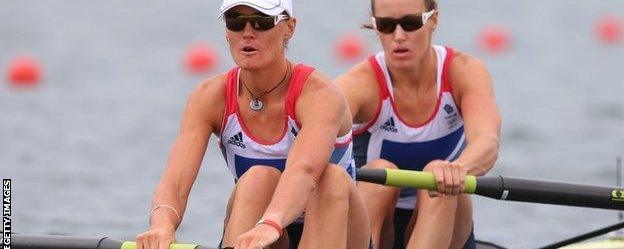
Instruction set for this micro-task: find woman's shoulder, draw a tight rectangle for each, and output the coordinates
[295,67,350,128]
[286,65,343,106]
[300,67,339,95]
[447,48,494,97]
[449,49,488,74]
[185,72,230,129]
[192,72,229,102]
[333,59,380,113]
[335,59,377,87]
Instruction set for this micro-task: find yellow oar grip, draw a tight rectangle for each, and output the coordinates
[121,242,198,249]
[384,169,477,194]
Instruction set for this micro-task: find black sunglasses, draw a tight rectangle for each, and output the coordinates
[224,12,290,32]
[372,10,435,34]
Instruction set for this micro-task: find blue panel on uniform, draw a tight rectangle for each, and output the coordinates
[346,164,355,180]
[329,146,349,164]
[380,126,464,171]
[234,154,287,178]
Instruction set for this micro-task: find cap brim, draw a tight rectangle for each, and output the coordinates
[218,2,284,18]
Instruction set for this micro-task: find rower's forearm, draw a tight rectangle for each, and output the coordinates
[149,209,179,231]
[260,168,318,227]
[148,133,206,230]
[454,135,499,176]
[149,184,188,230]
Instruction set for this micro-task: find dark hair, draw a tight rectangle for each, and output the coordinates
[364,0,438,29]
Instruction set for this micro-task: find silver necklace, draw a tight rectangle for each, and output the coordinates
[240,63,291,111]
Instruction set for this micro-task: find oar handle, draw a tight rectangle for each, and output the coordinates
[356,168,624,210]
[356,168,477,193]
[121,242,205,249]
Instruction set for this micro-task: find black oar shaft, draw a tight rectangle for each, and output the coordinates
[355,168,386,185]
[475,176,624,210]
[10,234,215,249]
[11,234,122,249]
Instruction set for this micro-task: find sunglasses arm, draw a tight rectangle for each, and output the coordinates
[371,17,378,31]
[422,9,436,23]
[274,14,289,25]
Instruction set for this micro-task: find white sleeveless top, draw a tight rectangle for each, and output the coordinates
[219,64,356,181]
[353,46,466,209]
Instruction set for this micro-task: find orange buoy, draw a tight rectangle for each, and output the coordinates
[184,43,217,74]
[335,34,365,61]
[6,57,42,87]
[478,25,510,54]
[596,15,621,44]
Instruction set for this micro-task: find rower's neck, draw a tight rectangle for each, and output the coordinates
[388,47,437,90]
[240,59,291,95]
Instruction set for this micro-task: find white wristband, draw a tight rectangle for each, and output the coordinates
[150,204,180,222]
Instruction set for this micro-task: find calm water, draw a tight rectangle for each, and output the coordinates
[1,1,623,248]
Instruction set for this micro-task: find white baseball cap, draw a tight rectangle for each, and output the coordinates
[218,0,293,18]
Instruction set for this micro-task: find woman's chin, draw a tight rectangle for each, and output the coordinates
[388,58,416,70]
[235,59,264,70]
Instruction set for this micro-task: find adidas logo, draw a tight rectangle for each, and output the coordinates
[444,104,454,114]
[227,132,246,149]
[380,117,398,133]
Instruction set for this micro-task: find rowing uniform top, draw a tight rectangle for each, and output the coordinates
[219,64,356,181]
[353,46,466,209]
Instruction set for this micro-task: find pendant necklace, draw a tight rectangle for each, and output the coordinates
[240,62,291,112]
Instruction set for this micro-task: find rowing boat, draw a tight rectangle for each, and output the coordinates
[561,236,624,249]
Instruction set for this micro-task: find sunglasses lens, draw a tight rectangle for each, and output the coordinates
[225,18,247,31]
[399,15,424,32]
[374,13,429,33]
[255,18,276,31]
[375,18,396,34]
[225,16,280,31]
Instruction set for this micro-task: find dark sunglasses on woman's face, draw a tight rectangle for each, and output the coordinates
[372,9,436,34]
[224,12,290,32]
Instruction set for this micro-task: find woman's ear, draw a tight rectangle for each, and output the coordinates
[429,11,439,31]
[285,17,297,40]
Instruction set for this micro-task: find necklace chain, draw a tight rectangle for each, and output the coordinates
[240,62,291,111]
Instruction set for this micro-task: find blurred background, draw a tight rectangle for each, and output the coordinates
[1,0,623,248]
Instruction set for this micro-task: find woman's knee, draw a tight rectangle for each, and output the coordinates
[455,195,473,220]
[234,166,281,202]
[357,159,400,196]
[315,164,352,201]
[417,190,460,211]
[237,165,281,185]
[363,159,398,170]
